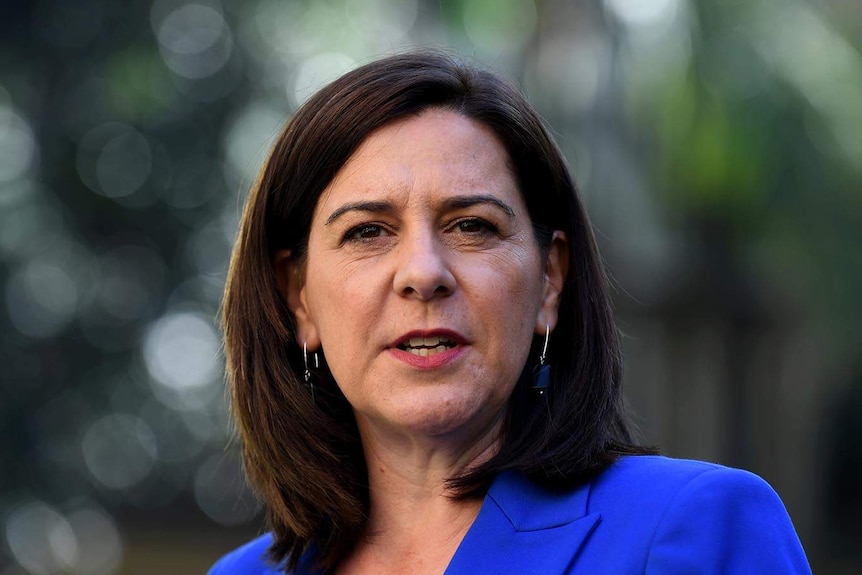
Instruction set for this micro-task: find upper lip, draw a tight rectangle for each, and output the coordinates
[389,329,468,349]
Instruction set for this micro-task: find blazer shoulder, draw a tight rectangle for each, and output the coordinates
[595,455,725,490]
[208,534,276,575]
[588,455,811,574]
[593,455,798,518]
[587,456,732,531]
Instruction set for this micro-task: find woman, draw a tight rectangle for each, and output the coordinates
[211,52,811,574]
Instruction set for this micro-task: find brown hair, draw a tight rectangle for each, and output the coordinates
[222,51,652,571]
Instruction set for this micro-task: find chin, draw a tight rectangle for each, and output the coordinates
[398,412,477,438]
[381,394,505,441]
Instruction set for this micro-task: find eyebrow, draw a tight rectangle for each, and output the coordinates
[443,194,516,219]
[324,200,394,226]
[324,194,516,226]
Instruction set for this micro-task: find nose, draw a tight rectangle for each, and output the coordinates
[392,230,456,300]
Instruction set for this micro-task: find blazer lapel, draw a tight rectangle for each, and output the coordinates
[444,472,600,575]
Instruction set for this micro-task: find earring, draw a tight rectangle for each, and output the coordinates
[531,325,550,396]
[303,341,319,402]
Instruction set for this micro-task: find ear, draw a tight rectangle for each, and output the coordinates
[536,231,569,334]
[273,249,321,350]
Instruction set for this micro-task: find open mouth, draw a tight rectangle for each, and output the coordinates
[397,335,458,357]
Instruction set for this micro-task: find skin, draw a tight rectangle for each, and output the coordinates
[276,108,567,574]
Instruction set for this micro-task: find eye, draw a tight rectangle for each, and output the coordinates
[343,223,389,242]
[452,218,497,235]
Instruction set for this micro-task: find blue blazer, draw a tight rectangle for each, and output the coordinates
[208,456,811,574]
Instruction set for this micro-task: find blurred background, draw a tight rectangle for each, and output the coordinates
[1,0,860,572]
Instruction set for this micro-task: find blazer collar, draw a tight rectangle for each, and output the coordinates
[443,472,600,574]
[295,472,600,575]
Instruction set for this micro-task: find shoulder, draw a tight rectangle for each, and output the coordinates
[586,455,812,574]
[592,454,758,500]
[590,455,791,521]
[207,534,277,575]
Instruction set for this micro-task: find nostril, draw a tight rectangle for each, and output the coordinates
[392,246,457,300]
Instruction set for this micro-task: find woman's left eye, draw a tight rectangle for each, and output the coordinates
[453,218,497,235]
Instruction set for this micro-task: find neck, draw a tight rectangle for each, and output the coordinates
[358,411,503,521]
[336,416,502,574]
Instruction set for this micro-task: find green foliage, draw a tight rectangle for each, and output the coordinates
[105,46,174,122]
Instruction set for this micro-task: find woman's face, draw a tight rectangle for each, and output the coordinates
[279,108,566,444]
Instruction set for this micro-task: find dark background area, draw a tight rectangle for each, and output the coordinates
[1,0,860,573]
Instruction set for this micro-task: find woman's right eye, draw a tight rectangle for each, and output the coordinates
[344,224,387,242]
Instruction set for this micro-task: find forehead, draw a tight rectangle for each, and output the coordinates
[315,109,522,212]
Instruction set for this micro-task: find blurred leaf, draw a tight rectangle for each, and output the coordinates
[106,45,174,122]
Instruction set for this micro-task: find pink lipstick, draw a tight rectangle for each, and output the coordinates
[387,329,467,370]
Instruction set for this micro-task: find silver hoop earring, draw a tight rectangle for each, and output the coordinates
[531,324,551,396]
[303,341,319,402]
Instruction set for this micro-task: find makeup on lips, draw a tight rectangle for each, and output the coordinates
[400,335,456,356]
[388,330,467,369]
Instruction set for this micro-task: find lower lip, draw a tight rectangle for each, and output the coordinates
[387,346,466,370]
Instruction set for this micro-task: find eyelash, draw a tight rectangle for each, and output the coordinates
[343,223,390,243]
[449,217,498,235]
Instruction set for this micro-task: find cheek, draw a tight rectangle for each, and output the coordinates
[304,258,385,357]
[480,250,544,321]
[462,255,544,376]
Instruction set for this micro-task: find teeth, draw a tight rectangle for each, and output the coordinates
[410,336,448,347]
[406,344,452,356]
[401,334,457,357]
[407,335,452,348]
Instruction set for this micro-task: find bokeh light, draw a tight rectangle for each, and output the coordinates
[250,0,305,58]
[82,413,158,491]
[76,123,153,200]
[65,505,124,575]
[5,502,78,575]
[221,100,287,188]
[153,0,234,80]
[193,452,259,526]
[528,34,610,115]
[186,219,232,275]
[3,500,124,575]
[291,52,356,106]
[604,0,679,30]
[6,256,80,339]
[0,105,37,183]
[139,399,208,463]
[142,310,222,409]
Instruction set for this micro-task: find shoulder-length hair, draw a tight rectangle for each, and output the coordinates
[223,51,651,571]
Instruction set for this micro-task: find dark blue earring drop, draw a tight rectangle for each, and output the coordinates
[531,325,551,396]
